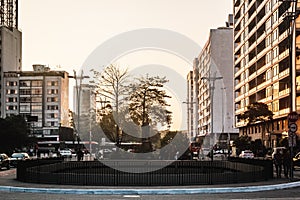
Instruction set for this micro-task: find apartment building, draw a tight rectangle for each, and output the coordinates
[73,83,96,141]
[3,65,69,137]
[0,0,22,118]
[186,70,197,141]
[189,19,238,148]
[233,0,300,147]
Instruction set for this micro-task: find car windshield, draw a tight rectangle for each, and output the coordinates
[11,153,24,158]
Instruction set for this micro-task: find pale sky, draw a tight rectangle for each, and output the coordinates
[18,0,233,131]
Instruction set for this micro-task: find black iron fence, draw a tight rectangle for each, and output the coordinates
[17,158,273,186]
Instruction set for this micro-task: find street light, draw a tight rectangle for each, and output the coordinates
[201,73,223,161]
[68,70,90,142]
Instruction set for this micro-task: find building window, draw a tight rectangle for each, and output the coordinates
[6,97,17,103]
[6,89,17,94]
[266,51,272,63]
[266,18,272,31]
[20,81,30,87]
[31,80,43,87]
[272,10,278,23]
[273,82,279,98]
[47,89,58,95]
[6,105,17,111]
[266,69,272,80]
[272,28,278,42]
[272,100,279,112]
[266,35,272,47]
[6,81,17,86]
[273,64,279,76]
[47,113,58,119]
[32,89,42,95]
[266,86,272,97]
[265,0,272,13]
[47,97,58,102]
[47,105,58,110]
[47,81,58,86]
[20,97,31,103]
[20,89,31,95]
[32,105,42,112]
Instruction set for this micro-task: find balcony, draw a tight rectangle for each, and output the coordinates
[279,68,289,79]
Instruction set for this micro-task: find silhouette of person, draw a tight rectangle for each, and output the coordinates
[282,149,291,178]
[273,150,283,178]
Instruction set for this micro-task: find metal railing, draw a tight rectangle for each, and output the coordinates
[16,158,273,186]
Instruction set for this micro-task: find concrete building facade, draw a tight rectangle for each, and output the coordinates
[0,0,22,118]
[233,0,300,148]
[188,19,239,148]
[3,65,69,137]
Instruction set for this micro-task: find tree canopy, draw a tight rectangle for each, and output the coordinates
[239,102,273,124]
[128,75,172,128]
[0,115,32,154]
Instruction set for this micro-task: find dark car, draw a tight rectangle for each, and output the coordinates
[9,152,30,167]
[0,153,10,170]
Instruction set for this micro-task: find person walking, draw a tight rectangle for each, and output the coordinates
[76,149,84,161]
[273,150,283,178]
[282,149,291,178]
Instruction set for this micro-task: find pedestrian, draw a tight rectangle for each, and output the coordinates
[282,149,291,178]
[273,150,283,178]
[76,149,83,161]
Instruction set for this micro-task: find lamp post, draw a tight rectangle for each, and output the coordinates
[68,70,90,142]
[201,73,223,161]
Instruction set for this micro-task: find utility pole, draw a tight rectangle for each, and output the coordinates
[68,70,90,143]
[201,73,223,161]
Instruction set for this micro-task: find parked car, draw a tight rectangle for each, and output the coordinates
[0,153,10,170]
[9,152,30,167]
[59,149,72,158]
[239,150,254,158]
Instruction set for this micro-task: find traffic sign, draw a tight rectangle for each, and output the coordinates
[288,111,299,122]
[289,123,298,132]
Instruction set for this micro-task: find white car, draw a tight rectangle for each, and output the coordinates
[239,150,254,159]
[59,149,72,158]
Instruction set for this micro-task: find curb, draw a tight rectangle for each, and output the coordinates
[0,181,300,195]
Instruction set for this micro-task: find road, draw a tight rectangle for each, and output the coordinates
[0,168,300,200]
[0,188,300,200]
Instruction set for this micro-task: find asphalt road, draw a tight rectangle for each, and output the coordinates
[0,188,300,200]
[0,168,300,199]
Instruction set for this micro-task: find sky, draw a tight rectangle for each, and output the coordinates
[18,0,233,131]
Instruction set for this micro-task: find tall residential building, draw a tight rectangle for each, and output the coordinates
[233,0,300,147]
[3,65,69,137]
[189,17,238,148]
[0,0,22,118]
[186,70,197,141]
[73,84,96,140]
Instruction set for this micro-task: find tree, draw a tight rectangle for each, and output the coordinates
[128,75,172,128]
[239,102,273,124]
[0,115,32,154]
[90,64,129,144]
[239,102,274,142]
[127,75,172,152]
[233,135,251,154]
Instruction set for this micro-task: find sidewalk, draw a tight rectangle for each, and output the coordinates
[0,169,300,195]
